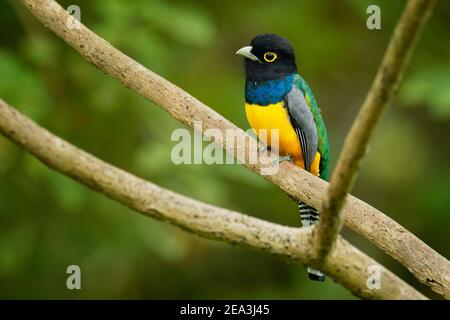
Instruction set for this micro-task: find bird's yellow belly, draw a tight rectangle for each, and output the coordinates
[245,102,321,175]
[245,102,303,163]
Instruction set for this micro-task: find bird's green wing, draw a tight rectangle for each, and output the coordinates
[292,74,330,180]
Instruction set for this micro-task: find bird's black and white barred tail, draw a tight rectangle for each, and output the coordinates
[298,202,325,282]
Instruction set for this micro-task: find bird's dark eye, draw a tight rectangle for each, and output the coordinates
[263,52,277,63]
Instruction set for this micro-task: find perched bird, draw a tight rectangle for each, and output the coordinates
[236,34,329,281]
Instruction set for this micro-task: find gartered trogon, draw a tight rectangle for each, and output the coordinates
[236,34,330,281]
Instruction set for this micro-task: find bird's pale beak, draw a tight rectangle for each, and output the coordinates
[235,46,260,62]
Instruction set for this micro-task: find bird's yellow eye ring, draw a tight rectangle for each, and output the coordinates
[263,52,277,63]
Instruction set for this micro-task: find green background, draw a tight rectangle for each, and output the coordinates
[0,0,449,299]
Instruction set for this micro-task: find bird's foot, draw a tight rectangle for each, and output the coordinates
[274,154,292,164]
[257,145,269,155]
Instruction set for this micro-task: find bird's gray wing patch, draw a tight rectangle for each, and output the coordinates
[284,86,318,171]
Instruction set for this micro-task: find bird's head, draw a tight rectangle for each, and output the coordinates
[236,34,297,83]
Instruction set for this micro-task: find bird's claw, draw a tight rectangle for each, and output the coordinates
[274,154,292,165]
[257,145,268,155]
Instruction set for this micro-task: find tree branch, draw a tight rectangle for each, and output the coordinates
[17,0,450,298]
[314,0,438,260]
[0,98,426,299]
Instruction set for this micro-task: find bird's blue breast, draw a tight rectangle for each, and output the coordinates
[245,74,294,106]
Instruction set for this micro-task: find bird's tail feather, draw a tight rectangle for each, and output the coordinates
[298,202,325,282]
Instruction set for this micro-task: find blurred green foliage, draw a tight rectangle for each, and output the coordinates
[0,0,449,299]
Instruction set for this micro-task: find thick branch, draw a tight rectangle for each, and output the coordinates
[18,0,450,298]
[315,0,438,260]
[0,98,426,299]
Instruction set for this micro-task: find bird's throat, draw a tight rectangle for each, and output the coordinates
[245,74,294,106]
